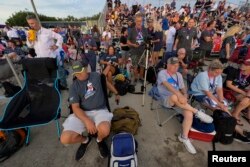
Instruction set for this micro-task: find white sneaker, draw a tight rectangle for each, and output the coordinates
[195,109,213,123]
[178,134,197,154]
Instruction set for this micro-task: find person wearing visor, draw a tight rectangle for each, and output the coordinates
[157,57,213,154]
[60,61,119,161]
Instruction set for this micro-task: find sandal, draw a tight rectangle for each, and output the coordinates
[241,110,250,124]
[236,119,244,126]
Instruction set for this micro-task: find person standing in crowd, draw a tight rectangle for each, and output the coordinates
[91,25,101,50]
[151,22,163,66]
[120,27,130,65]
[173,19,197,62]
[219,26,241,64]
[26,15,63,58]
[171,0,176,9]
[127,13,148,84]
[165,22,177,53]
[199,20,216,58]
[80,34,98,72]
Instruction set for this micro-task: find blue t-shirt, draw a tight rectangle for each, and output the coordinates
[191,71,223,96]
[157,70,185,99]
[162,18,169,31]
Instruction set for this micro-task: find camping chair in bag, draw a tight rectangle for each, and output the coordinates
[0,58,61,144]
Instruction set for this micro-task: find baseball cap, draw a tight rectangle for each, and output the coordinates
[72,61,87,75]
[167,57,179,64]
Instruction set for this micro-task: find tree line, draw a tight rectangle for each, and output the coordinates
[6,11,100,27]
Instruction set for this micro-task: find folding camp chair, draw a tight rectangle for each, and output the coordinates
[149,85,180,127]
[0,58,61,144]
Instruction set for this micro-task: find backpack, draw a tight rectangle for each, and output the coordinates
[115,80,130,96]
[0,129,26,163]
[109,132,138,167]
[146,66,156,84]
[2,82,21,97]
[111,106,141,135]
[213,110,236,146]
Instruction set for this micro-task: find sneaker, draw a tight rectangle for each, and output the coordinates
[97,140,110,158]
[243,131,250,139]
[75,137,92,161]
[178,134,197,154]
[195,109,213,123]
[234,133,250,144]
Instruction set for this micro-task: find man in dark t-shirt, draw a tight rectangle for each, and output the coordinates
[127,14,148,83]
[199,20,216,57]
[224,60,250,124]
[173,19,197,61]
[61,61,120,161]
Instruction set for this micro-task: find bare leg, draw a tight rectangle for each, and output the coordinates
[182,110,193,138]
[168,94,198,113]
[60,131,87,144]
[96,122,111,142]
[232,97,250,120]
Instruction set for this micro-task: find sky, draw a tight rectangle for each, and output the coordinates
[0,0,243,24]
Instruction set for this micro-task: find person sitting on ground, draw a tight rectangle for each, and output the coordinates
[100,45,122,96]
[60,61,120,161]
[157,57,213,154]
[191,59,250,143]
[224,59,250,125]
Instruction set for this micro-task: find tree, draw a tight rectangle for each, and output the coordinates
[6,11,58,26]
[5,10,101,26]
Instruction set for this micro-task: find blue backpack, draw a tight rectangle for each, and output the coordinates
[109,133,138,167]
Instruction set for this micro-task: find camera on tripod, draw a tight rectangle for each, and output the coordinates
[144,35,154,49]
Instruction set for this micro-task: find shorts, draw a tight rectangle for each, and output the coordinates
[62,108,113,135]
[163,96,183,114]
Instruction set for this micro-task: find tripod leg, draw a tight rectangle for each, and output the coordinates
[142,48,150,106]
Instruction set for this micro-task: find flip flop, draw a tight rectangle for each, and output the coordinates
[241,111,250,124]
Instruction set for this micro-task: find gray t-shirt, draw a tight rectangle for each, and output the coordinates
[157,69,185,99]
[177,27,197,51]
[69,72,106,111]
[128,27,148,56]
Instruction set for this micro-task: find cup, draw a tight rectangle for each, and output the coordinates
[28,29,36,41]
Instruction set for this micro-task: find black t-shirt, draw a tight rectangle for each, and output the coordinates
[120,35,130,51]
[224,67,250,90]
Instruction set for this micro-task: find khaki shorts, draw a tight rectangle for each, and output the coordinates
[163,96,183,114]
[62,108,113,135]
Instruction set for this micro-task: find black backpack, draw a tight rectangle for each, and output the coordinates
[114,80,129,96]
[213,110,237,147]
[146,66,156,84]
[2,82,21,97]
[0,129,26,163]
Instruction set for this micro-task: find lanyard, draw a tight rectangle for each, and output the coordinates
[209,77,216,90]
[239,72,250,84]
[167,71,179,87]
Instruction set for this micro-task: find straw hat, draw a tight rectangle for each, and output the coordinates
[223,25,242,40]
